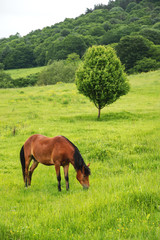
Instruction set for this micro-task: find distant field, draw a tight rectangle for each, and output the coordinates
[5,66,45,79]
[0,70,160,239]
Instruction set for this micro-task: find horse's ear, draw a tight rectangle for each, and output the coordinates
[87,163,90,167]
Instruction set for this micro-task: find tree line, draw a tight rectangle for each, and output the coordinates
[0,0,160,73]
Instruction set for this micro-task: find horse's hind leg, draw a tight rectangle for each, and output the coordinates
[29,160,39,185]
[64,165,69,191]
[24,156,32,187]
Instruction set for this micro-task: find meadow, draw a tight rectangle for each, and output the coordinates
[0,69,160,239]
[5,66,45,79]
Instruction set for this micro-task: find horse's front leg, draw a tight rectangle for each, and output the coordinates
[64,165,69,191]
[55,163,61,191]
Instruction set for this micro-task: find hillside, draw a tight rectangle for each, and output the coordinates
[0,0,160,72]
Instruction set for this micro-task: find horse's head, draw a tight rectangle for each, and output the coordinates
[76,164,91,189]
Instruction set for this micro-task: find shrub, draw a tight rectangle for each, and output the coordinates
[0,70,14,88]
[12,73,39,87]
[37,60,78,85]
[130,58,160,73]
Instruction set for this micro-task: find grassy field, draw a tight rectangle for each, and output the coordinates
[5,66,45,79]
[0,70,160,239]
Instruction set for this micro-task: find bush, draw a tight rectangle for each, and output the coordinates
[130,58,160,73]
[0,70,14,88]
[12,73,39,88]
[37,60,79,85]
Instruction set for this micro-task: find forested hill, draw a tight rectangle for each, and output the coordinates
[0,0,160,71]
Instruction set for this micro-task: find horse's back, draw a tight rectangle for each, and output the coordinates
[24,135,74,165]
[24,134,46,152]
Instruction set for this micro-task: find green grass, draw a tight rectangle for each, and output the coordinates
[5,66,45,79]
[0,70,160,239]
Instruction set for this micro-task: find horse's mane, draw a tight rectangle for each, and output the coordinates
[62,136,90,176]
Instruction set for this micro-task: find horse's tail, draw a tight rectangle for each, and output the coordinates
[20,145,25,181]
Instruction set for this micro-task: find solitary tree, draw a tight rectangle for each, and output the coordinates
[75,45,129,118]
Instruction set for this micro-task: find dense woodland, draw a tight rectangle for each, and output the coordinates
[0,0,160,73]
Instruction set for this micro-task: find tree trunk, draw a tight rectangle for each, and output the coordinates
[98,108,101,119]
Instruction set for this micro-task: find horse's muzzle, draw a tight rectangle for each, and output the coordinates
[83,185,89,190]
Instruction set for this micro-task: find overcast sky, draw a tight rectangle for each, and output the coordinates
[1,0,109,39]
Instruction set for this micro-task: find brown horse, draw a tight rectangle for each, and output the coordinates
[20,134,90,191]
